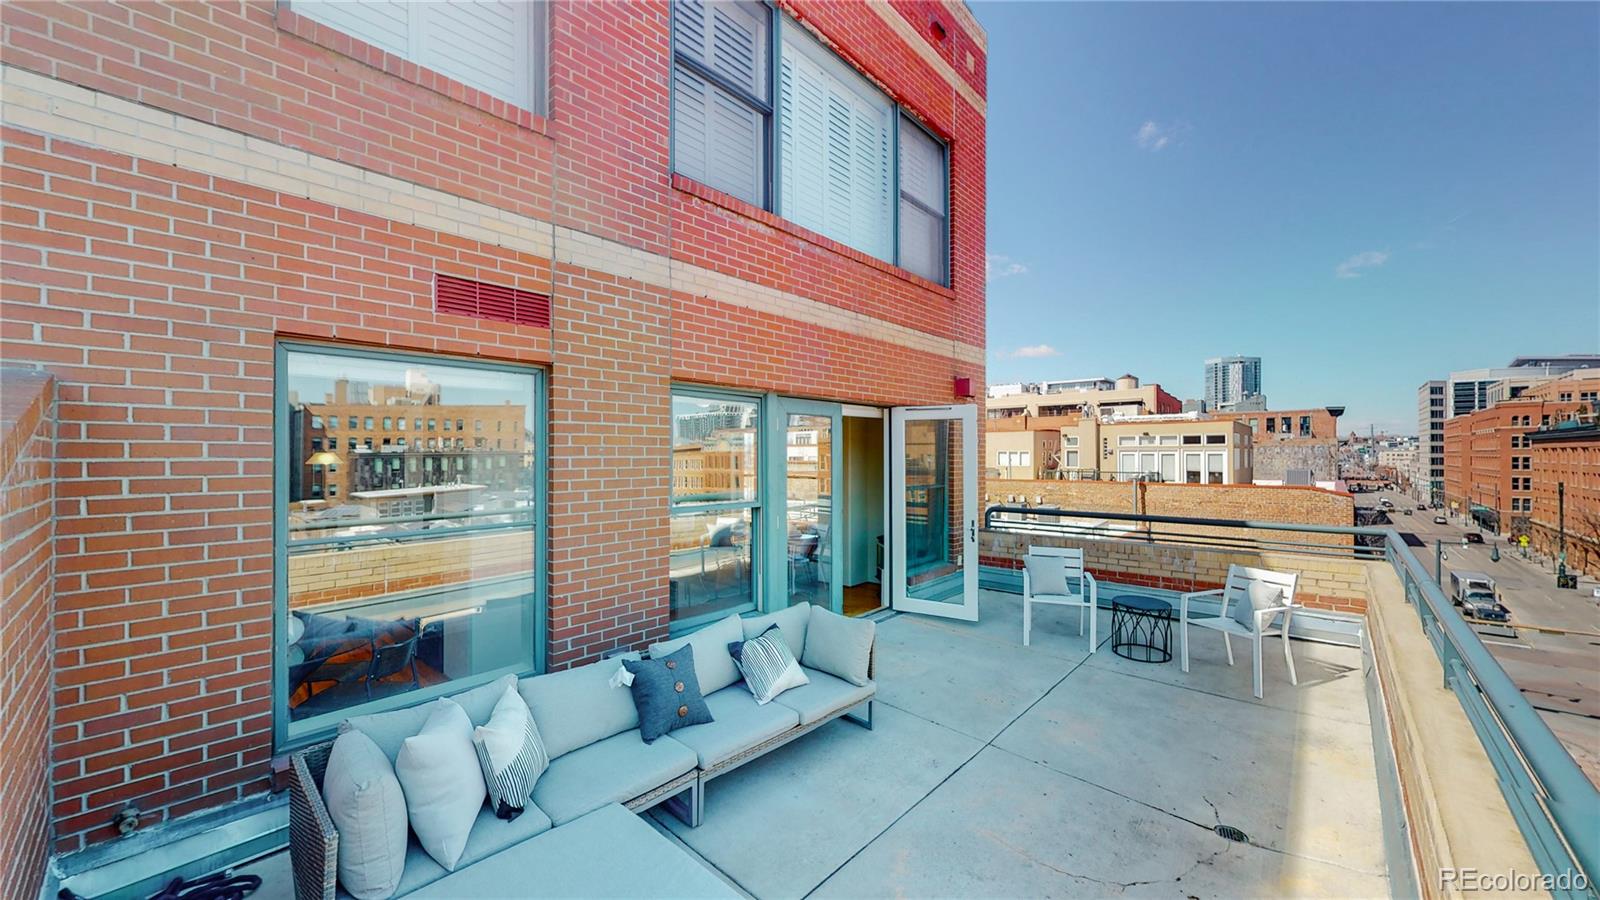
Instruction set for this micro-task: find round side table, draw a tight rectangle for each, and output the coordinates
[1109,595,1174,663]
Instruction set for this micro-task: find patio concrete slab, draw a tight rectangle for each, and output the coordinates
[1081,606,1371,727]
[872,611,1083,741]
[652,703,983,900]
[812,746,1390,899]
[993,662,1387,875]
[905,589,1101,662]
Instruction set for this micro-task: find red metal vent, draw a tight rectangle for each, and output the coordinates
[435,274,551,328]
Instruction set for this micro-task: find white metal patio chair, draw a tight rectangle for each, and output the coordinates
[1179,564,1300,699]
[1022,545,1098,651]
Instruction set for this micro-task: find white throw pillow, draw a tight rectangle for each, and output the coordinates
[472,681,549,820]
[1023,554,1073,596]
[322,730,407,900]
[1230,580,1284,630]
[802,605,875,686]
[730,626,810,704]
[394,698,486,871]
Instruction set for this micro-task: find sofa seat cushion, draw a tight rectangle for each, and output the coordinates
[408,804,739,899]
[531,730,697,826]
[771,667,874,725]
[670,686,800,769]
[335,803,553,899]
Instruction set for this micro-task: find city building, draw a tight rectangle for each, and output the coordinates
[1417,380,1447,504]
[1207,407,1344,484]
[1441,396,1590,534]
[0,0,986,880]
[1528,419,1600,578]
[987,425,1062,479]
[1203,355,1264,411]
[1445,355,1600,418]
[985,374,1181,421]
[1059,413,1255,484]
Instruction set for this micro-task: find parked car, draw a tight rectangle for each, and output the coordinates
[1465,532,1485,544]
[1403,508,1413,515]
[1434,515,1448,525]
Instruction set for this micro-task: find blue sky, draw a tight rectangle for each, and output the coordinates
[973,2,1600,435]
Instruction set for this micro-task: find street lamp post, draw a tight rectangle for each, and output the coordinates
[1558,480,1567,579]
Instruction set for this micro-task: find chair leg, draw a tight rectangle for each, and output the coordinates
[1252,632,1264,699]
[1223,631,1234,666]
[1086,602,1096,654]
[1282,611,1298,686]
[1023,598,1032,646]
[844,700,873,730]
[1077,603,1085,636]
[1180,619,1189,672]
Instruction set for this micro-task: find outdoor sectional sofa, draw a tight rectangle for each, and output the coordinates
[288,604,875,899]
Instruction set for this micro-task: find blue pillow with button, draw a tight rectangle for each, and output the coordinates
[620,644,714,743]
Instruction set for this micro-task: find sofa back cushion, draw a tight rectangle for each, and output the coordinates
[648,613,743,696]
[518,655,640,760]
[802,605,875,687]
[738,603,809,660]
[322,729,407,899]
[341,673,516,764]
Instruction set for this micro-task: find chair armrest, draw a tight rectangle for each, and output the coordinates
[288,749,338,900]
[1021,567,1031,599]
[1179,588,1224,601]
[1081,570,1098,604]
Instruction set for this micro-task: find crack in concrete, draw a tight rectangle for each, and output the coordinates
[978,829,1230,893]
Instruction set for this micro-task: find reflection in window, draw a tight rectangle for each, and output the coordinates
[670,391,760,625]
[279,346,541,739]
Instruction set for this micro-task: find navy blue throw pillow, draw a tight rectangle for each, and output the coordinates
[621,644,713,743]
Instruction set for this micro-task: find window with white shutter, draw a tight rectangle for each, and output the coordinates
[898,115,948,284]
[777,22,892,261]
[671,0,771,207]
[293,0,544,114]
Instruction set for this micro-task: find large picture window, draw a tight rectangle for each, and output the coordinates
[670,390,761,626]
[276,344,543,745]
[669,5,951,282]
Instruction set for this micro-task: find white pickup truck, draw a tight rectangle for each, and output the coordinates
[1449,570,1509,623]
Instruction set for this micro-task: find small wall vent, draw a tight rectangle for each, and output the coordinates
[435,274,551,328]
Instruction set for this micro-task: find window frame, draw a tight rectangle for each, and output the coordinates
[668,385,765,633]
[271,340,548,751]
[668,6,952,284]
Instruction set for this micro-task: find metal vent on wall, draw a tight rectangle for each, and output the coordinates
[435,274,551,328]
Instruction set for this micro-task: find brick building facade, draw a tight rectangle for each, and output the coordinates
[1528,424,1600,578]
[1442,398,1586,536]
[0,0,986,870]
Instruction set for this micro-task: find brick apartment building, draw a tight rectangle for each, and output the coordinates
[0,0,987,884]
[1528,421,1600,577]
[1441,378,1597,536]
[1207,406,1343,483]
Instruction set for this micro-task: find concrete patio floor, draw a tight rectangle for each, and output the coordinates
[655,589,1391,899]
[241,589,1392,898]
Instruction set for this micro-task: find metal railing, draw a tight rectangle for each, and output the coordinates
[984,505,1599,896]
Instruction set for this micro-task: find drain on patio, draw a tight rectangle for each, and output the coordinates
[1214,824,1249,843]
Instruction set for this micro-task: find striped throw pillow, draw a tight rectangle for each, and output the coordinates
[471,681,549,821]
[729,625,810,705]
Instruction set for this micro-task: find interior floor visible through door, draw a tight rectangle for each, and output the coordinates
[843,583,881,617]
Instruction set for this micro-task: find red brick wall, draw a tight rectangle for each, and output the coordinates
[2,0,986,857]
[1,370,56,897]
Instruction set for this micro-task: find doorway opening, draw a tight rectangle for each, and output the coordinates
[841,413,886,616]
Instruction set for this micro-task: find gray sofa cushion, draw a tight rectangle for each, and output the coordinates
[518,655,640,760]
[772,666,874,725]
[408,804,739,899]
[622,644,714,743]
[669,685,800,769]
[802,605,875,686]
[531,730,697,826]
[342,673,516,764]
[335,802,553,899]
[650,613,744,696]
[739,603,810,659]
[322,730,406,900]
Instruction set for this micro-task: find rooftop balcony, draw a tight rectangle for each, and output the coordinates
[61,510,1600,899]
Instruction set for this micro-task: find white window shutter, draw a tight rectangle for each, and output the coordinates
[294,0,410,58]
[778,25,892,260]
[673,66,763,204]
[293,1,538,112]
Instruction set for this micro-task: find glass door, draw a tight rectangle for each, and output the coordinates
[889,405,978,621]
[767,398,842,613]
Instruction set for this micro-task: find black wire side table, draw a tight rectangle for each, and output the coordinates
[1110,595,1174,663]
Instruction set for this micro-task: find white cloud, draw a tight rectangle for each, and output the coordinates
[1335,250,1391,279]
[1135,120,1185,151]
[1007,344,1059,359]
[986,254,1029,282]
